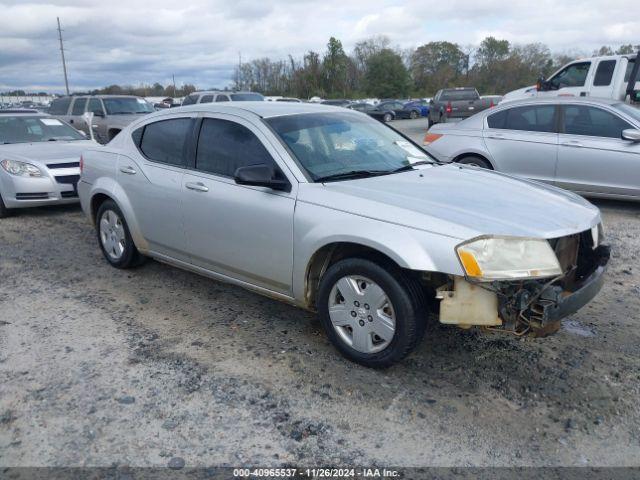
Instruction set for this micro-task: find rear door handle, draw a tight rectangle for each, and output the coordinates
[185,182,209,192]
[561,140,583,148]
[119,166,137,175]
[487,133,506,140]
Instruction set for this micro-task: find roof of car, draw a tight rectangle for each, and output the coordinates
[162,101,349,119]
[499,96,624,107]
[55,95,143,99]
[191,91,262,96]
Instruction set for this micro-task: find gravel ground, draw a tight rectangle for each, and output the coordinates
[1,120,640,468]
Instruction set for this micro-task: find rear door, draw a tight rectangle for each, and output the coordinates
[589,59,618,99]
[556,104,640,197]
[119,116,194,260]
[482,104,559,183]
[181,114,295,294]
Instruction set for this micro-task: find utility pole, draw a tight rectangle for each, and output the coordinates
[172,74,177,97]
[57,17,70,95]
[238,51,242,89]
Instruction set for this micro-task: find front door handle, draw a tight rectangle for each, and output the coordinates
[487,133,505,140]
[561,140,583,148]
[119,166,137,175]
[185,182,209,192]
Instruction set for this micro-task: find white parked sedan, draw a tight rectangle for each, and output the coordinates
[0,110,99,217]
[423,97,640,201]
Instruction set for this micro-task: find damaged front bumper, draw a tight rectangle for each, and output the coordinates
[436,243,611,336]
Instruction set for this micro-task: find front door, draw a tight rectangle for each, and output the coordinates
[556,104,640,198]
[182,115,296,295]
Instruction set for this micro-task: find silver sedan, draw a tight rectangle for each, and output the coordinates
[423,97,640,201]
[78,102,609,367]
[0,111,99,217]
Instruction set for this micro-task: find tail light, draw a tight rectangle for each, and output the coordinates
[423,133,443,145]
[445,101,452,115]
[489,100,495,108]
[79,155,83,174]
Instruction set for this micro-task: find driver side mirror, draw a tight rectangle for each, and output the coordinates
[622,129,640,142]
[536,75,548,92]
[234,164,291,192]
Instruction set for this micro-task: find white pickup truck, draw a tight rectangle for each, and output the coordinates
[502,52,640,103]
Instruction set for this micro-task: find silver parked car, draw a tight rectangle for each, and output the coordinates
[78,102,609,367]
[424,97,640,201]
[49,95,155,144]
[0,110,98,217]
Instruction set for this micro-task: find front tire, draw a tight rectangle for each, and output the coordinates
[457,156,492,169]
[96,200,144,268]
[0,193,10,218]
[317,258,426,368]
[409,110,419,119]
[383,113,393,123]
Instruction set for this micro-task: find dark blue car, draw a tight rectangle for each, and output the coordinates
[404,100,430,117]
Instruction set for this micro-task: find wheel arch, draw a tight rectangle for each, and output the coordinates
[452,152,495,169]
[87,180,149,252]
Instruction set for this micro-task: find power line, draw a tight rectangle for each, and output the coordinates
[57,17,70,95]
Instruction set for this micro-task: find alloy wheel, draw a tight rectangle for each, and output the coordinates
[99,209,126,261]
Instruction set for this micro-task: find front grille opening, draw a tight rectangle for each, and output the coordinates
[54,174,80,185]
[60,191,78,198]
[16,192,49,200]
[47,162,80,169]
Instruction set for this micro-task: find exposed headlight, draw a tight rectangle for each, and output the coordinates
[1,159,43,177]
[456,236,562,281]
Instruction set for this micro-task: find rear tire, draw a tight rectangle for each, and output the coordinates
[427,117,434,128]
[457,156,492,169]
[96,200,144,268]
[383,113,393,123]
[317,258,426,368]
[409,110,419,120]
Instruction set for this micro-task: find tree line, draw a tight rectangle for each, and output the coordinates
[232,37,639,99]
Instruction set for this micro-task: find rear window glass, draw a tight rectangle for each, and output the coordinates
[139,118,191,166]
[488,105,557,133]
[625,59,637,82]
[594,60,616,86]
[230,93,264,101]
[440,90,478,101]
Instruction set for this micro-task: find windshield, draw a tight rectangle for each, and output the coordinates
[266,112,434,181]
[230,93,264,101]
[103,97,154,115]
[0,116,85,144]
[614,103,640,124]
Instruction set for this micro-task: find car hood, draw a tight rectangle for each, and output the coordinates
[501,86,538,102]
[0,140,98,166]
[299,164,600,241]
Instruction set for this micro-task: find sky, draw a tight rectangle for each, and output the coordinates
[0,0,637,93]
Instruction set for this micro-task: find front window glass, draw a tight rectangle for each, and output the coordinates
[563,105,632,138]
[88,98,104,115]
[266,112,433,181]
[594,60,616,86]
[549,62,591,89]
[103,97,154,115]
[230,93,264,101]
[624,59,636,82]
[0,116,85,144]
[196,118,275,177]
[71,98,88,115]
